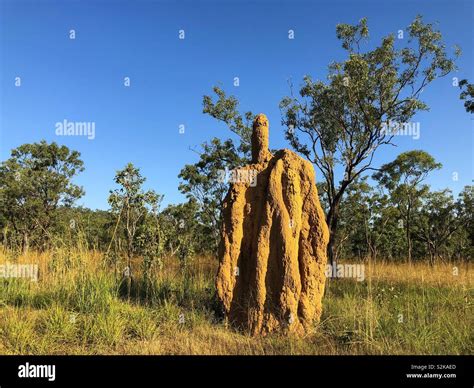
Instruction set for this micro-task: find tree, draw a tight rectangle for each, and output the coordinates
[449,186,474,260]
[51,206,115,251]
[333,176,401,262]
[373,150,441,264]
[459,79,474,113]
[413,189,462,265]
[333,178,373,261]
[0,141,84,251]
[179,138,243,251]
[159,198,223,266]
[179,87,253,253]
[279,16,458,265]
[135,197,165,300]
[108,163,162,274]
[202,86,254,158]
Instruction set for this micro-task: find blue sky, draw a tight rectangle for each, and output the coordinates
[1,0,472,210]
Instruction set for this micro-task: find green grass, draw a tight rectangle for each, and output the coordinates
[0,250,472,355]
[322,280,473,354]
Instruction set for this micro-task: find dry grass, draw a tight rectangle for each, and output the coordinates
[0,247,472,355]
[367,259,472,286]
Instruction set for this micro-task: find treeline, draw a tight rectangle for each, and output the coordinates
[328,175,472,265]
[0,140,472,267]
[0,142,214,269]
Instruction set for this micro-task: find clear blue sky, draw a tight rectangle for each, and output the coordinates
[1,0,472,210]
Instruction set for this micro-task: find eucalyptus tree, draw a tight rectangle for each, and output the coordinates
[373,150,441,263]
[0,141,84,251]
[108,163,162,271]
[280,16,458,264]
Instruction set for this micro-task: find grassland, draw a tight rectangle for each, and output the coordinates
[0,247,472,355]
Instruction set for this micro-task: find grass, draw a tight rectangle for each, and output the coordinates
[0,247,472,355]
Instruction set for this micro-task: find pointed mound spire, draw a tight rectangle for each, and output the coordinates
[251,113,271,164]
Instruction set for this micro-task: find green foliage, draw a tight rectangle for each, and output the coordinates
[202,85,254,157]
[160,200,209,258]
[373,150,442,190]
[108,163,163,278]
[178,87,254,254]
[337,180,472,264]
[279,15,459,262]
[178,138,241,252]
[332,151,471,264]
[336,178,404,261]
[52,207,115,251]
[0,141,84,251]
[459,79,474,113]
[413,189,472,264]
[373,150,442,263]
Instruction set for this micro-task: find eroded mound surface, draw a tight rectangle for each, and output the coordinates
[216,114,329,335]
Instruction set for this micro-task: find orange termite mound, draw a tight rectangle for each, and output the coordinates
[216,113,329,335]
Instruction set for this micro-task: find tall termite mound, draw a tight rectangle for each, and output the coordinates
[216,113,329,335]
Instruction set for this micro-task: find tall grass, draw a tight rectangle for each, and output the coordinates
[0,246,472,355]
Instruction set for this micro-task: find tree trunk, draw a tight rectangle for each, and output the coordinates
[326,196,342,270]
[22,232,29,254]
[407,231,412,265]
[327,230,337,266]
[406,203,412,265]
[429,251,435,267]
